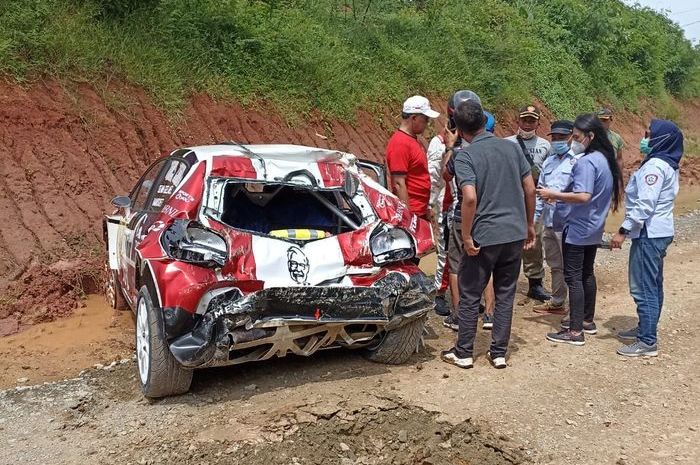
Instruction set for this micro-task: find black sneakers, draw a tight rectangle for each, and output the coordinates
[546,329,585,346]
[442,314,459,331]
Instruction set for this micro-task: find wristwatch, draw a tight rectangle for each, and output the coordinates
[618,226,630,235]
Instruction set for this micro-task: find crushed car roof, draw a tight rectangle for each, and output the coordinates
[182,144,348,162]
[176,144,354,187]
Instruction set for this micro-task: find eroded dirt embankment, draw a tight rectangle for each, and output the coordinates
[1,79,699,330]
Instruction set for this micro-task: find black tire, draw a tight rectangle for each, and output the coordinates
[135,285,193,398]
[105,264,128,310]
[363,315,426,365]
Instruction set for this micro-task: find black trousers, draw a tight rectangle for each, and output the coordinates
[455,240,523,358]
[562,234,598,332]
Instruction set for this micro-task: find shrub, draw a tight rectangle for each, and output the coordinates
[0,0,697,119]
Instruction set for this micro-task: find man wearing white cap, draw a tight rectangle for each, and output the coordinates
[385,95,440,220]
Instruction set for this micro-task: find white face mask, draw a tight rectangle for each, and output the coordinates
[571,140,586,155]
[518,128,537,140]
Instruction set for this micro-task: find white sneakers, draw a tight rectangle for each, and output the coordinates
[441,349,508,369]
[488,352,507,369]
[440,350,474,369]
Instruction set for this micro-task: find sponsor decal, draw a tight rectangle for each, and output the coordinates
[157,185,174,195]
[393,204,405,222]
[152,198,164,208]
[287,246,310,285]
[409,214,418,233]
[175,190,195,203]
[162,204,180,217]
[645,174,659,186]
[148,220,166,234]
[376,195,386,209]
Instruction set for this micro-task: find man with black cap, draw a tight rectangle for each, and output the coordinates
[598,108,624,165]
[533,120,579,314]
[506,105,551,302]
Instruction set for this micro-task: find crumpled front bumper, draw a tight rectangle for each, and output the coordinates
[166,272,434,368]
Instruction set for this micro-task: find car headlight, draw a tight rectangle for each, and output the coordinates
[370,225,415,265]
[161,220,228,268]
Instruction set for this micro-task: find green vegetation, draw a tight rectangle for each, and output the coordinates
[1,0,699,119]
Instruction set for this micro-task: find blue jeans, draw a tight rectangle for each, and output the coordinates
[629,231,673,346]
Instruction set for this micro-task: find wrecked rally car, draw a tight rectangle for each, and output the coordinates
[104,143,435,398]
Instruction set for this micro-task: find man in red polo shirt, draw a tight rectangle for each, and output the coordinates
[385,95,439,220]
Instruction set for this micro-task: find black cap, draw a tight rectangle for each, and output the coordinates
[518,105,540,120]
[548,120,574,135]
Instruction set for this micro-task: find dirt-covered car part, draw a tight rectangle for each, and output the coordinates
[166,271,433,368]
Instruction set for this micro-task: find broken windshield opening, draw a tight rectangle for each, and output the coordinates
[207,180,364,237]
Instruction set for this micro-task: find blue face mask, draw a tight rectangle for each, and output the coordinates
[639,137,651,155]
[551,140,569,155]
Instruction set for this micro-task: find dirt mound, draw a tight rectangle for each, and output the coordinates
[114,399,527,465]
[238,403,527,465]
[0,257,103,336]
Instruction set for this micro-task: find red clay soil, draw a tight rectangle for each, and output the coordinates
[1,79,699,334]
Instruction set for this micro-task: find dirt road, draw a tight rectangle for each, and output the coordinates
[2,213,700,465]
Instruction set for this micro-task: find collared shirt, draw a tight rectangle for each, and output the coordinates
[535,149,579,228]
[452,132,531,247]
[561,151,613,246]
[621,157,678,239]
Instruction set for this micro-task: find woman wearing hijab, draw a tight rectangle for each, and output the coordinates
[537,114,623,346]
[610,119,683,357]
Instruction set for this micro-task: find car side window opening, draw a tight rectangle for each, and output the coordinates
[131,160,167,212]
[147,160,189,211]
[217,182,363,236]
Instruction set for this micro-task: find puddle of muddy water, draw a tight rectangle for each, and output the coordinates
[0,294,134,388]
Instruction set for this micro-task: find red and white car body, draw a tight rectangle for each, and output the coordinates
[105,143,434,395]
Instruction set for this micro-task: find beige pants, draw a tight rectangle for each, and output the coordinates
[522,222,545,280]
[542,226,567,306]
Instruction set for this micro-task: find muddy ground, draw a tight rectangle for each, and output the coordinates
[2,211,700,465]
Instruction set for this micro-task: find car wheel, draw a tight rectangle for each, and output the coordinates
[136,285,193,398]
[105,265,128,310]
[363,315,426,365]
